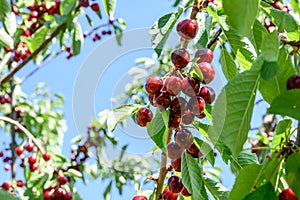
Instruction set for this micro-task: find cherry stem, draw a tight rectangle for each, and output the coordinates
[296,121,300,146]
[155,128,172,200]
[0,115,46,155]
[207,28,222,49]
[243,146,276,151]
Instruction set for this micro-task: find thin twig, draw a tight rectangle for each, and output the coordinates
[207,28,222,49]
[0,22,67,86]
[0,116,45,154]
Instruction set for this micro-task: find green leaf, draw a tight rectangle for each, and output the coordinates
[113,24,123,46]
[196,15,213,48]
[230,152,259,175]
[182,152,208,199]
[286,153,300,196]
[150,7,184,57]
[103,181,112,200]
[204,178,230,200]
[271,119,292,151]
[290,0,300,14]
[223,0,259,36]
[189,63,204,82]
[72,23,84,56]
[261,61,279,80]
[146,110,168,152]
[220,46,238,81]
[229,164,262,200]
[208,67,261,156]
[102,0,116,16]
[0,0,16,36]
[252,19,268,51]
[194,137,215,166]
[67,168,83,178]
[243,182,277,200]
[107,104,141,133]
[28,27,48,53]
[0,29,13,48]
[261,31,280,62]
[260,2,299,40]
[60,0,77,15]
[261,153,282,185]
[85,14,93,26]
[259,48,295,104]
[269,90,300,120]
[0,190,19,200]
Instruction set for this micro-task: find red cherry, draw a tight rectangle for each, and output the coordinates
[145,76,163,94]
[4,164,10,171]
[58,176,68,185]
[0,151,3,157]
[168,114,181,129]
[174,128,194,149]
[279,188,298,200]
[170,97,187,117]
[17,180,25,187]
[12,4,19,15]
[30,10,38,18]
[135,108,153,127]
[194,48,214,63]
[16,146,24,156]
[30,163,38,171]
[181,187,192,196]
[43,152,51,161]
[26,143,35,152]
[181,110,195,125]
[181,77,200,97]
[132,196,148,200]
[167,142,183,160]
[162,188,178,200]
[188,96,206,115]
[67,52,73,59]
[65,192,73,200]
[91,3,100,12]
[55,188,66,198]
[199,86,215,104]
[176,19,199,40]
[28,154,37,164]
[171,157,181,172]
[1,181,11,190]
[171,48,190,69]
[44,190,53,200]
[168,176,183,193]
[164,76,182,96]
[153,91,171,111]
[287,74,300,90]
[80,0,89,7]
[23,30,31,37]
[198,62,215,84]
[187,143,202,158]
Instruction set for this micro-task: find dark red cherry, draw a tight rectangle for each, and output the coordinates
[170,97,187,117]
[181,77,200,97]
[279,188,298,200]
[176,19,199,40]
[181,110,195,125]
[199,86,215,104]
[164,76,182,96]
[198,62,215,84]
[171,157,181,172]
[194,48,214,63]
[153,91,171,111]
[145,76,163,94]
[188,96,205,115]
[286,74,300,90]
[187,143,202,158]
[162,188,179,200]
[171,48,190,69]
[181,187,192,197]
[174,128,194,149]
[135,108,153,127]
[168,176,183,193]
[167,142,183,160]
[168,114,181,129]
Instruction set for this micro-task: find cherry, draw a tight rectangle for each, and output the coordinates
[187,143,202,158]
[286,74,300,90]
[26,143,35,152]
[55,188,66,198]
[0,151,3,157]
[58,176,68,185]
[135,108,153,127]
[181,110,195,125]
[12,4,19,15]
[164,76,182,96]
[171,48,190,69]
[30,163,38,171]
[1,181,11,190]
[67,52,73,59]
[199,86,215,104]
[44,190,53,200]
[198,62,215,84]
[168,114,181,129]
[194,48,214,63]
[188,96,206,115]
[65,192,73,200]
[91,3,100,12]
[107,30,112,35]
[162,188,178,200]
[181,77,200,97]
[23,30,31,37]
[145,76,163,94]
[93,33,101,42]
[28,154,37,164]
[17,180,25,187]
[43,152,51,161]
[167,142,183,160]
[16,146,24,156]
[168,176,183,193]
[174,128,194,149]
[176,19,199,40]
[181,187,192,196]
[148,93,157,106]
[4,164,10,171]
[80,0,89,7]
[132,196,148,200]
[153,91,171,111]
[279,188,298,200]
[30,10,39,18]
[171,157,181,172]
[170,97,187,117]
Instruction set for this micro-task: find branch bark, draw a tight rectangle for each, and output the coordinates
[0,116,45,154]
[207,28,222,49]
[0,22,67,86]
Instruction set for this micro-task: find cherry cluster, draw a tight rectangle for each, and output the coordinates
[134,18,217,200]
[43,176,73,200]
[0,95,11,104]
[13,42,32,63]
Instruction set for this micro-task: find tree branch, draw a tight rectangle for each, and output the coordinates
[0,22,67,86]
[0,116,45,154]
[207,28,222,49]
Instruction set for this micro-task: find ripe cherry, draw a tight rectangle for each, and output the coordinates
[194,48,214,63]
[164,76,182,96]
[1,181,11,190]
[80,0,89,7]
[26,143,35,152]
[145,76,163,94]
[174,128,194,149]
[167,142,183,160]
[65,192,73,200]
[168,176,183,193]
[198,62,215,84]
[28,154,37,164]
[188,96,206,115]
[168,114,181,129]
[132,196,148,200]
[16,146,24,156]
[176,19,199,40]
[91,3,100,12]
[55,188,66,198]
[17,180,25,187]
[181,77,200,97]
[44,190,53,200]
[4,164,11,171]
[181,110,195,125]
[58,176,68,185]
[171,48,190,69]
[279,188,298,200]
[135,108,153,127]
[171,157,181,172]
[181,187,192,197]
[286,74,300,90]
[170,97,187,117]
[30,10,38,18]
[199,86,215,104]
[23,30,31,37]
[162,188,178,200]
[12,4,19,15]
[30,163,38,171]
[187,143,202,158]
[43,152,51,161]
[0,151,3,157]
[153,91,171,111]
